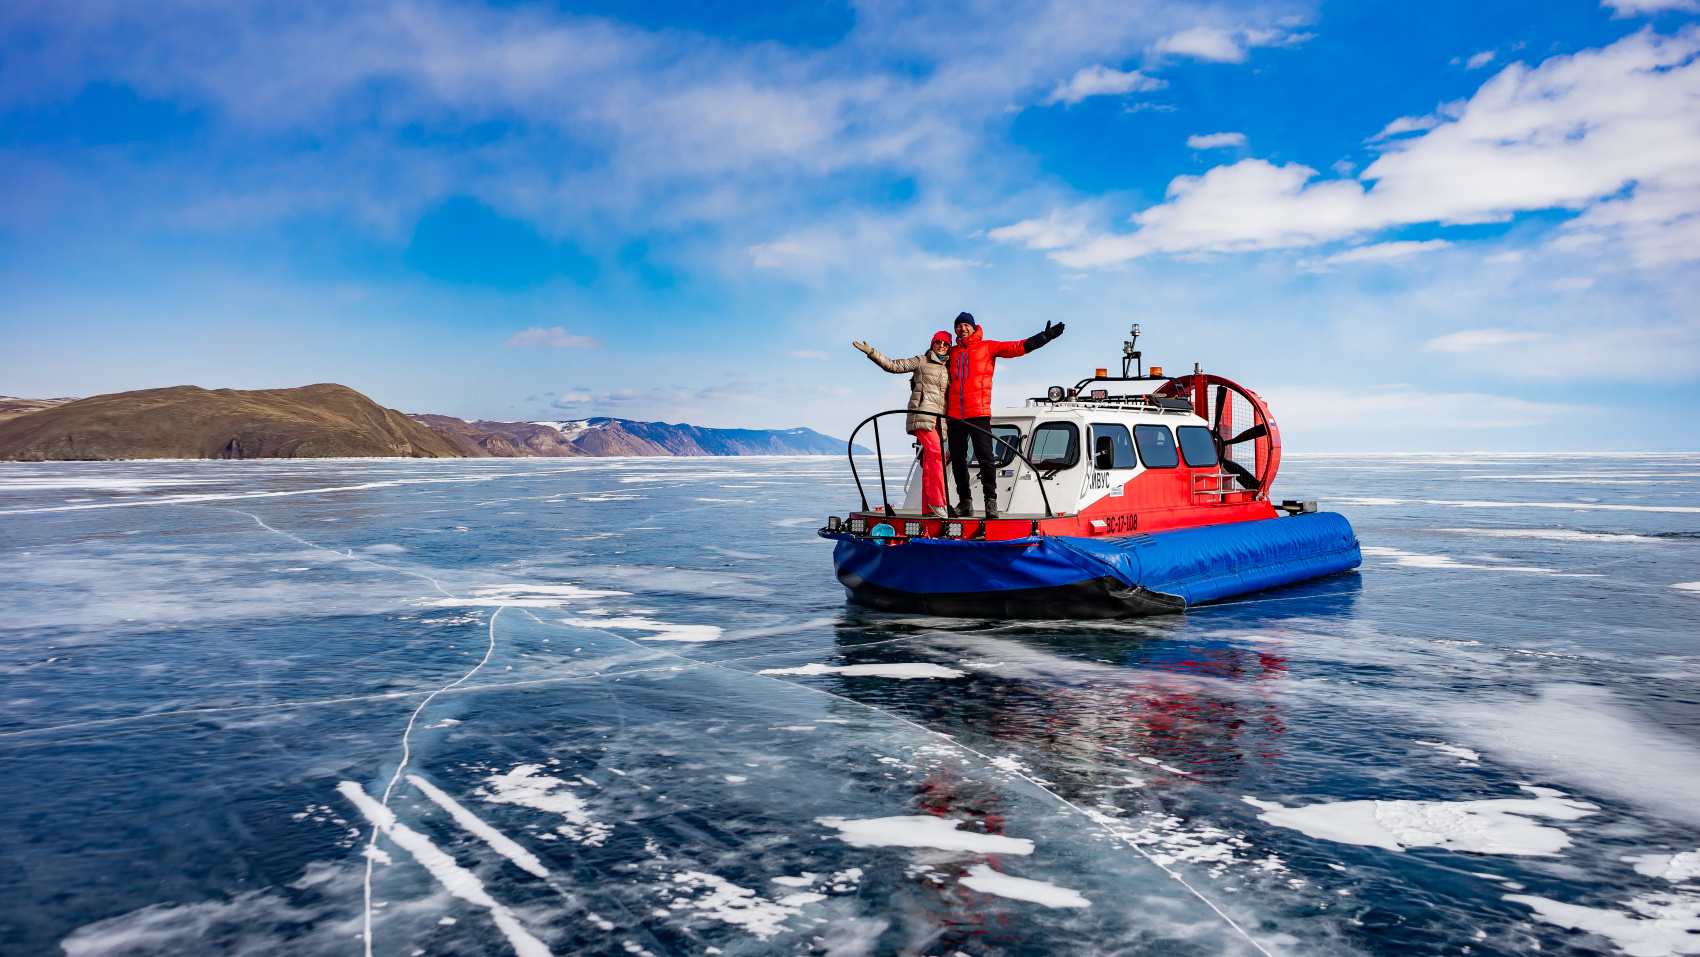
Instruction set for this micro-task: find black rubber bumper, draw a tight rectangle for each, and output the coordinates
[837,567,1186,619]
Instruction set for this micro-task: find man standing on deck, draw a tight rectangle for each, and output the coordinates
[946,312,1065,519]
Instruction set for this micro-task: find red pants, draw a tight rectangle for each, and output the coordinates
[915,429,946,511]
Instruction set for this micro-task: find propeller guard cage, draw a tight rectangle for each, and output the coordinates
[1157,373,1282,500]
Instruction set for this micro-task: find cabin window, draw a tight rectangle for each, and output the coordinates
[1133,425,1179,469]
[971,424,1022,467]
[1177,426,1219,467]
[1090,424,1137,469]
[1029,422,1079,470]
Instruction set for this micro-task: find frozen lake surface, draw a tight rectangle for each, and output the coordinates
[3,454,1699,957]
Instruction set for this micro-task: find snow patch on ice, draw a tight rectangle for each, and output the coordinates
[1360,546,1579,575]
[429,583,628,607]
[816,815,1034,854]
[1437,527,1658,543]
[1673,582,1700,593]
[1624,850,1700,883]
[959,864,1089,908]
[483,765,611,846]
[1507,891,1700,957]
[1416,741,1482,763]
[559,616,723,642]
[759,662,965,680]
[665,871,802,939]
[1245,786,1596,856]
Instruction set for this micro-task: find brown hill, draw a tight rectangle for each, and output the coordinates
[0,384,464,461]
[0,395,80,425]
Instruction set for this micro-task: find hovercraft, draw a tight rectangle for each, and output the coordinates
[818,326,1361,618]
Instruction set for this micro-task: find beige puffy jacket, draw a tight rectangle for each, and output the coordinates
[864,346,950,433]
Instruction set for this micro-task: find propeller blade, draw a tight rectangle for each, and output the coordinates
[1222,457,1260,490]
[1224,423,1268,446]
[1213,385,1228,431]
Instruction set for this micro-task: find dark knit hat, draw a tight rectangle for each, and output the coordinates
[954,311,977,327]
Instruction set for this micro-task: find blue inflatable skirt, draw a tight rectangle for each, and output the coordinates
[822,512,1361,619]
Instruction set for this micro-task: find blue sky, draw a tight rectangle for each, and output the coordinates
[1,0,1696,450]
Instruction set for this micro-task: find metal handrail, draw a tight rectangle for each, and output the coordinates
[845,410,1054,518]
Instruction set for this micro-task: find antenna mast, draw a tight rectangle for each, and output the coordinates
[1121,324,1142,378]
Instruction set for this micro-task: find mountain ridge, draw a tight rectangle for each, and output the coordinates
[0,385,861,460]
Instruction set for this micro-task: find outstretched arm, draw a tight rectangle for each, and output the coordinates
[1021,321,1065,353]
[852,341,921,373]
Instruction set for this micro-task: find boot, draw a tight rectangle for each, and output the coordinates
[927,506,947,519]
[981,483,1000,520]
[949,499,970,518]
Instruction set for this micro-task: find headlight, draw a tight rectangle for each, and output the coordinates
[903,521,922,537]
[848,517,868,534]
[826,516,842,531]
[945,522,963,538]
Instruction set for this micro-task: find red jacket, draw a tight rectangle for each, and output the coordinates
[946,327,1027,419]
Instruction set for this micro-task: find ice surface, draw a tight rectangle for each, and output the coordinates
[339,781,552,957]
[406,775,548,878]
[1245,786,1597,856]
[959,864,1091,908]
[1449,684,1700,827]
[9,454,1700,957]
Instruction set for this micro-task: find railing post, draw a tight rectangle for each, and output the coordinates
[873,419,892,515]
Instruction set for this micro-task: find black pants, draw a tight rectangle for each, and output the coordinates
[947,416,998,508]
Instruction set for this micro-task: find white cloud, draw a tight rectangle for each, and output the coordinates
[1325,239,1451,263]
[1422,329,1544,352]
[550,392,592,407]
[506,326,602,348]
[1045,65,1165,106]
[1603,0,1700,16]
[1466,50,1497,69]
[986,212,1091,250]
[1186,132,1246,149]
[1153,25,1312,63]
[1000,28,1700,268]
[1154,27,1246,62]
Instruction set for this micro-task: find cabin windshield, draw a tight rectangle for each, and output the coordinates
[1031,422,1079,469]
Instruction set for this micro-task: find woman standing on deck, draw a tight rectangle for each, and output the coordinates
[852,332,952,518]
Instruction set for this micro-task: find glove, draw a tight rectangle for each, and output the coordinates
[852,341,871,354]
[1044,321,1065,341]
